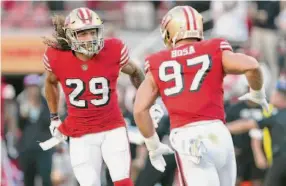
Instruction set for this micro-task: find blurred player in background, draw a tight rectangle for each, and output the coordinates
[42,7,145,186]
[227,75,286,186]
[226,96,266,186]
[133,5,269,186]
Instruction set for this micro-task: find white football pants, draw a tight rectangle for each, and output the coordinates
[69,127,131,186]
[169,120,236,186]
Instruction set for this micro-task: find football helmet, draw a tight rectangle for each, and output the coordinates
[64,7,104,56]
[160,6,203,48]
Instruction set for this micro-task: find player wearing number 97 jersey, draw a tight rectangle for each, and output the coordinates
[133,5,269,186]
[42,8,144,186]
[145,38,230,128]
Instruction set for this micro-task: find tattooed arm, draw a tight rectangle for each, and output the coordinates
[121,60,145,89]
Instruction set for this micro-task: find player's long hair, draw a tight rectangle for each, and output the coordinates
[43,15,71,51]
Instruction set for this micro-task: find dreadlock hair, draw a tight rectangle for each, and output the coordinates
[43,15,71,51]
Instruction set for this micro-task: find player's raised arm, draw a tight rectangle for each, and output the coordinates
[121,60,145,89]
[222,50,263,90]
[222,50,269,111]
[117,40,145,89]
[45,70,60,116]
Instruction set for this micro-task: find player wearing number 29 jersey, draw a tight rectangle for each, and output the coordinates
[44,38,129,137]
[42,8,145,186]
[134,5,268,186]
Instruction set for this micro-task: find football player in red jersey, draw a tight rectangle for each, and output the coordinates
[42,8,145,186]
[133,6,269,186]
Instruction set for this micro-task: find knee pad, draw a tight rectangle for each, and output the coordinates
[114,178,134,186]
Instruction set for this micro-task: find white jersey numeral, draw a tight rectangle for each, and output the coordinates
[89,77,110,107]
[159,54,212,96]
[65,77,110,108]
[159,60,184,96]
[187,55,211,92]
[66,79,87,108]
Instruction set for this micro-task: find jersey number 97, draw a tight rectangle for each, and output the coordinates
[159,54,212,96]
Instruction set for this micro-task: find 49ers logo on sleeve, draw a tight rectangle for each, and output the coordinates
[77,8,92,24]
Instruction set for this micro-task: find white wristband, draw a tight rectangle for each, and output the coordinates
[144,133,160,151]
[249,128,263,139]
[250,88,265,98]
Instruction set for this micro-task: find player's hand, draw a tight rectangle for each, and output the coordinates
[49,119,67,141]
[144,133,173,172]
[149,104,164,128]
[238,88,269,112]
[149,143,174,172]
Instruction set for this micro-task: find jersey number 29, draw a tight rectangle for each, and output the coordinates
[66,77,110,108]
[159,54,212,96]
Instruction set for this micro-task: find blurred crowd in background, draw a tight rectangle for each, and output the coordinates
[2,1,286,186]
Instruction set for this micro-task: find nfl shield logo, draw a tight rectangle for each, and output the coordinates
[81,64,88,71]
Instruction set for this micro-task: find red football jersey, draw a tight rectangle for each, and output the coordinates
[43,38,130,137]
[145,38,233,129]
